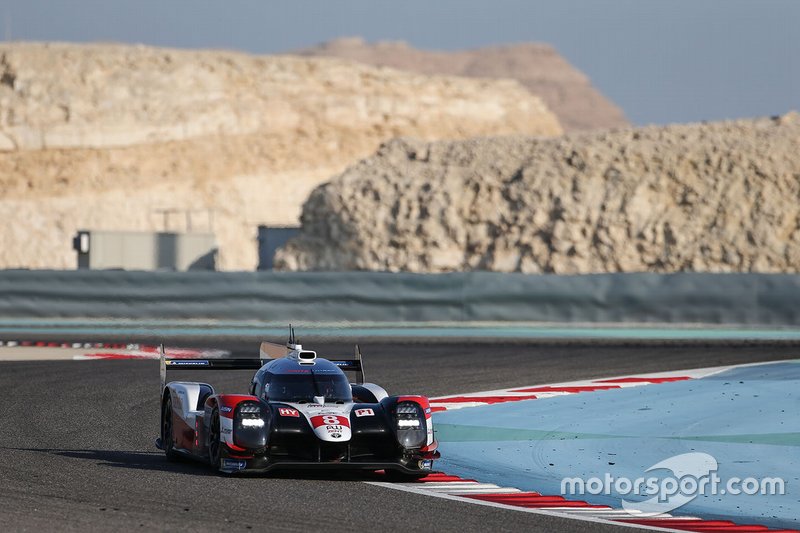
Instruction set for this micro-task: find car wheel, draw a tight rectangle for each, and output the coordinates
[162,395,179,462]
[208,407,222,471]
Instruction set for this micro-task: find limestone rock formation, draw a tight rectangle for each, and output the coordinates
[275,113,800,273]
[0,42,562,270]
[295,37,628,132]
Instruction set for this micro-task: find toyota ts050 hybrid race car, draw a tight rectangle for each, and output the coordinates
[156,329,439,476]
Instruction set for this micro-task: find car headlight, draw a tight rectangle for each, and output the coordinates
[233,402,267,449]
[238,403,262,415]
[395,401,426,448]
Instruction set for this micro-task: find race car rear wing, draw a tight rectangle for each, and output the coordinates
[159,344,268,393]
[159,341,366,392]
[330,344,365,385]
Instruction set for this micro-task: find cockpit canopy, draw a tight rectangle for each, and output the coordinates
[253,357,354,403]
[267,370,352,403]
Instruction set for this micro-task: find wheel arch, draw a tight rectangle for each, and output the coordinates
[352,382,389,403]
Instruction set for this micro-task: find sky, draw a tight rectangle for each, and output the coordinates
[2,0,798,126]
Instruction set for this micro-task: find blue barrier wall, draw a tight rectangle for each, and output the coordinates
[0,270,799,324]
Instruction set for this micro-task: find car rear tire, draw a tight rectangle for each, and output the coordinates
[208,407,222,472]
[162,395,179,462]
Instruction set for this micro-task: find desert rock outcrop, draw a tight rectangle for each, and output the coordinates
[296,37,628,132]
[0,42,562,270]
[275,114,800,273]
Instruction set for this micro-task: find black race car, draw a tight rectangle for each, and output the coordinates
[156,329,439,476]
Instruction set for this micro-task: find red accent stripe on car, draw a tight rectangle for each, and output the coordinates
[216,395,260,419]
[225,442,248,453]
[396,395,433,418]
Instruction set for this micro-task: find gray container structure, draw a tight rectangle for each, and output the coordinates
[257,226,300,270]
[73,230,217,271]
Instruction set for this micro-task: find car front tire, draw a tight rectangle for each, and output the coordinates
[208,407,222,472]
[162,394,180,462]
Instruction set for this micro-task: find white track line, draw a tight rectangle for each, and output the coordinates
[366,481,682,532]
[429,364,743,412]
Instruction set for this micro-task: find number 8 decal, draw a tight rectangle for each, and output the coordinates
[310,415,350,428]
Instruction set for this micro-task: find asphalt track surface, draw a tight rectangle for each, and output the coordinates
[1,339,799,532]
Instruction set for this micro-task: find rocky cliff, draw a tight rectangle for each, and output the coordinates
[295,37,628,132]
[275,113,800,273]
[0,42,562,270]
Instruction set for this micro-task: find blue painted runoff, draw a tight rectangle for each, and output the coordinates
[433,361,800,528]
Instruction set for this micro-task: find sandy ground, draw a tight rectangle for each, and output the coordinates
[0,346,137,361]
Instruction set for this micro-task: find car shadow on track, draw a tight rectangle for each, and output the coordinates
[4,447,393,481]
[6,447,216,475]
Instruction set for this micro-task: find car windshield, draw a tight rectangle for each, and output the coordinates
[268,371,352,403]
